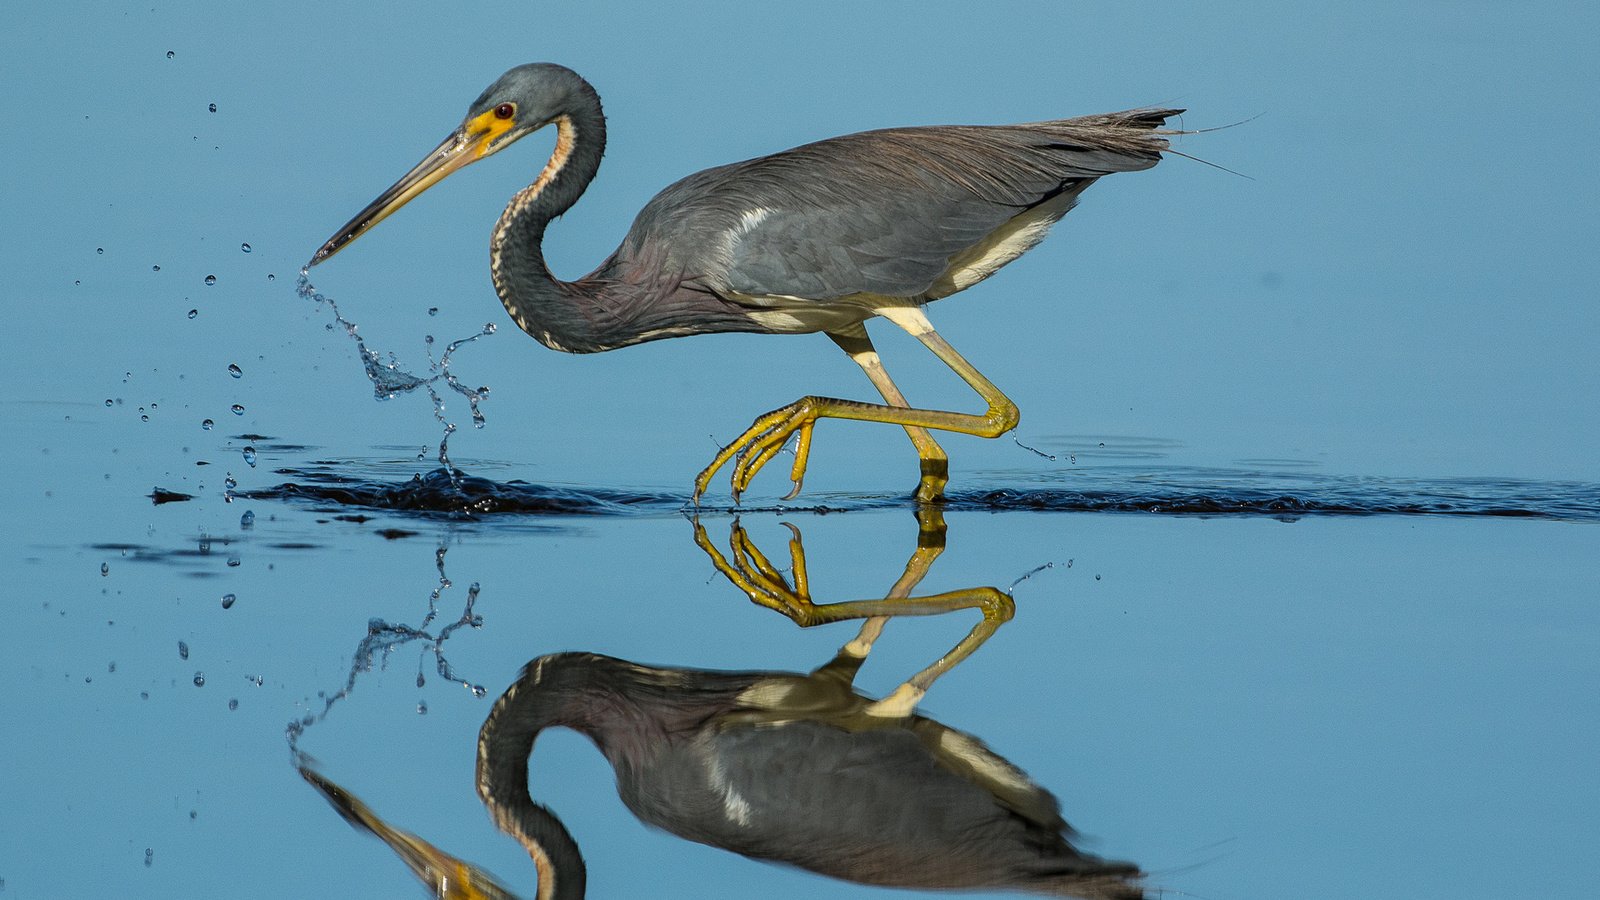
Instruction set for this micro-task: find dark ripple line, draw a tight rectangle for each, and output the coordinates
[236,468,672,516]
[939,487,1594,519]
[164,466,1600,522]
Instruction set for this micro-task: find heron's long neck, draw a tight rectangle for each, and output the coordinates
[490,88,608,353]
[477,662,588,900]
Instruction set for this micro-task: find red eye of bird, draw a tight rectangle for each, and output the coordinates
[494,103,515,120]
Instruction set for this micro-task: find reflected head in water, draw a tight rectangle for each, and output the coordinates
[472,650,1145,899]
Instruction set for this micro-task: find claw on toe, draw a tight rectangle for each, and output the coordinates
[694,400,820,504]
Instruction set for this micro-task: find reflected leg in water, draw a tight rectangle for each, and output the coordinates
[692,508,1013,717]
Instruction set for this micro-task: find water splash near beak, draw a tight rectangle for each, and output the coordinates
[296,267,493,487]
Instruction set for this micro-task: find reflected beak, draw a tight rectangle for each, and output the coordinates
[299,764,520,900]
[310,109,517,266]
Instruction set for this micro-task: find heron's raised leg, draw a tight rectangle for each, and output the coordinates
[693,305,1018,503]
[827,326,949,504]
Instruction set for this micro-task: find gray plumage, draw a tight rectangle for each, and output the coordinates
[619,114,1172,305]
[477,651,1145,899]
[410,63,1178,354]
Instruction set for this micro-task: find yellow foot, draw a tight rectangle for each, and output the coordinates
[693,398,823,503]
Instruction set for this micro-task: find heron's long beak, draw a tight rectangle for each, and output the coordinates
[310,109,515,266]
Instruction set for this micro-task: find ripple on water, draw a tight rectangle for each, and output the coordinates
[146,462,1600,522]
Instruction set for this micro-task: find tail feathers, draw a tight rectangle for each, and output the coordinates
[1030,107,1187,170]
[1078,107,1186,131]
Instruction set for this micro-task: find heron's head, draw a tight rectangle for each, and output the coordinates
[310,63,592,266]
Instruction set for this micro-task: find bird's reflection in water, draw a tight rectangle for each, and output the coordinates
[303,513,1144,899]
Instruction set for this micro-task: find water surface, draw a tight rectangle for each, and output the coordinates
[4,2,1597,898]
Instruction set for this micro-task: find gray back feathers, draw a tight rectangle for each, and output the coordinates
[608,109,1180,302]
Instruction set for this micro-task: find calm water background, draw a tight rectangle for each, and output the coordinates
[3,2,1597,898]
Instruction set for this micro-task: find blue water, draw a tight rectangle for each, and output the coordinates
[4,2,1598,898]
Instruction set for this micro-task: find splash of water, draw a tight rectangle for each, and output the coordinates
[286,545,487,760]
[295,268,493,485]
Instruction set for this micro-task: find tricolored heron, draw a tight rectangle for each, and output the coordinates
[305,650,1145,899]
[311,63,1179,503]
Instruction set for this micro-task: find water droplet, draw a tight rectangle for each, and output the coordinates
[247,674,263,687]
[427,307,439,316]
[208,103,217,113]
[226,557,240,568]
[140,691,149,700]
[484,322,497,334]
[470,684,488,698]
[239,509,255,528]
[140,414,149,423]
[187,308,198,319]
[177,641,189,660]
[227,363,242,378]
[424,334,434,345]
[104,399,113,407]
[100,562,109,576]
[230,404,245,416]
[190,810,198,820]
[266,273,275,282]
[416,673,426,688]
[145,848,154,867]
[203,274,216,286]
[220,593,235,610]
[240,242,251,253]
[416,700,428,715]
[201,418,214,430]
[152,264,161,272]
[166,50,175,58]
[96,247,104,255]
[193,672,205,687]
[228,698,238,710]
[242,446,257,467]
[1094,574,1102,581]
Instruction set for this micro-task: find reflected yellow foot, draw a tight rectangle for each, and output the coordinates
[692,518,822,623]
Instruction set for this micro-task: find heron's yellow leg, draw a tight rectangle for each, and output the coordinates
[828,328,949,504]
[692,306,1018,503]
